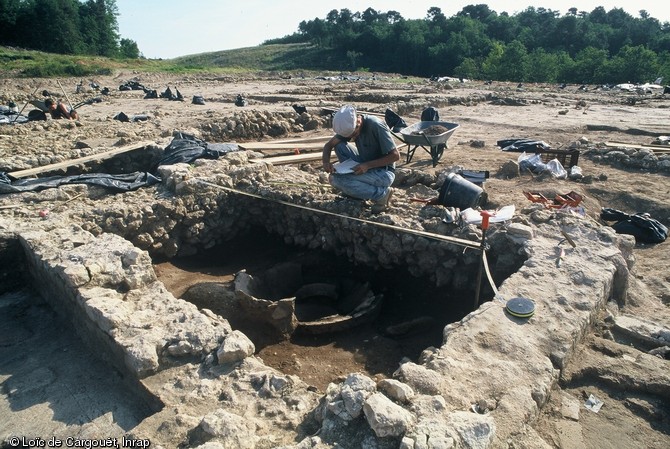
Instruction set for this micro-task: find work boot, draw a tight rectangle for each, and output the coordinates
[371,188,393,214]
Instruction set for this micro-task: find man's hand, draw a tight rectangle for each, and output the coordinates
[352,162,369,175]
[323,161,334,173]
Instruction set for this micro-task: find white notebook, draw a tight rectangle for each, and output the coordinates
[333,159,358,174]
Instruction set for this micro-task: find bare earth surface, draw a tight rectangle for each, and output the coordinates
[1,72,669,447]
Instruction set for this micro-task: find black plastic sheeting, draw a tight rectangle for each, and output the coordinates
[0,133,240,195]
[600,208,668,244]
[384,109,407,132]
[497,138,552,152]
[0,172,161,194]
[152,133,239,172]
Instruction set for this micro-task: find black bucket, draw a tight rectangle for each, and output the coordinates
[438,173,483,209]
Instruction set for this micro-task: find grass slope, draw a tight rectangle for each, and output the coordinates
[0,43,349,78]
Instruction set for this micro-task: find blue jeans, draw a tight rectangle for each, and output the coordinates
[329,142,395,201]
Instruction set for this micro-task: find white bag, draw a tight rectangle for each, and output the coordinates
[546,158,567,179]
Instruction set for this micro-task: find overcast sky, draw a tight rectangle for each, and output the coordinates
[115,1,670,59]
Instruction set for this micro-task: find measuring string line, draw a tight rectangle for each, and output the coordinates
[196,179,481,250]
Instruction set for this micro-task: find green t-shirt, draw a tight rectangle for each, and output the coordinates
[348,115,396,165]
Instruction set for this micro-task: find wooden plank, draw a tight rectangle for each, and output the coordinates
[604,141,670,153]
[605,141,670,149]
[251,152,333,165]
[9,140,156,179]
[239,142,326,150]
[251,144,403,165]
[321,107,386,118]
[264,136,331,144]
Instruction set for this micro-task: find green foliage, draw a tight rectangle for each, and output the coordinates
[173,43,344,72]
[606,45,660,83]
[273,5,670,83]
[21,60,108,77]
[526,49,560,83]
[119,38,140,59]
[0,0,138,59]
[0,46,170,77]
[571,47,610,84]
[453,57,479,79]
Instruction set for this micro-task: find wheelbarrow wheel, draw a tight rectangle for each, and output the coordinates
[432,144,446,167]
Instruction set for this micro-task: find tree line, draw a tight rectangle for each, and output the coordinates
[268,5,670,84]
[0,0,139,59]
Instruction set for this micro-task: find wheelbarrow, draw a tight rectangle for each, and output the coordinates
[393,121,460,167]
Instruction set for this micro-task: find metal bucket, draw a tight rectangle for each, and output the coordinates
[438,173,483,209]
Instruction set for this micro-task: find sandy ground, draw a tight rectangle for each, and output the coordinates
[1,72,669,447]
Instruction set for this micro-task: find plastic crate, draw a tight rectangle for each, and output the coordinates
[537,149,580,168]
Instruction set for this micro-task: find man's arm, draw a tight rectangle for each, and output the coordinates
[352,147,400,174]
[58,103,74,120]
[322,135,342,173]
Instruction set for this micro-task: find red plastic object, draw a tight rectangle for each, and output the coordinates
[523,191,583,209]
[480,210,494,230]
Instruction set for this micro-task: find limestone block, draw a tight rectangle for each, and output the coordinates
[326,400,351,421]
[378,378,415,403]
[507,223,534,239]
[363,392,414,438]
[62,263,92,287]
[341,385,369,419]
[80,287,129,333]
[343,372,376,392]
[447,411,496,449]
[498,160,520,178]
[199,408,257,449]
[394,362,444,395]
[123,336,160,376]
[411,418,455,449]
[614,314,670,347]
[217,330,255,364]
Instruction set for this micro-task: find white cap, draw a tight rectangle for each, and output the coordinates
[333,104,357,137]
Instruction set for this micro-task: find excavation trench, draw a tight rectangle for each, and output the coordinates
[153,227,490,390]
[0,152,637,447]
[1,192,524,437]
[0,235,161,439]
[146,156,531,391]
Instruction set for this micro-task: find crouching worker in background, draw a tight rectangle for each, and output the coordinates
[45,98,79,120]
[322,104,399,214]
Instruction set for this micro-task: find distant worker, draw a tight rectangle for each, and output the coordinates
[44,98,79,120]
[322,104,399,213]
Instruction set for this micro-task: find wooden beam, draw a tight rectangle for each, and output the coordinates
[262,135,331,144]
[321,107,386,118]
[251,152,333,165]
[605,141,670,149]
[604,141,670,153]
[9,140,156,179]
[239,142,326,150]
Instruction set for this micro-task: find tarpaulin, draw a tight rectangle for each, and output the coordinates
[0,132,240,195]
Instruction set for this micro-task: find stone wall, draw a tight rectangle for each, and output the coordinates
[16,225,231,381]
[79,154,526,293]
